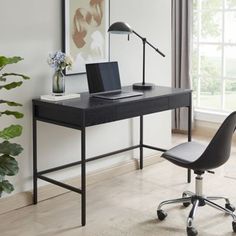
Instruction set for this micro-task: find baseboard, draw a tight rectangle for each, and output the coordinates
[0,154,163,215]
[193,120,236,143]
[172,129,188,135]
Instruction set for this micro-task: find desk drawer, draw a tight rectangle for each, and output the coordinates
[35,105,83,128]
[85,97,169,126]
[169,93,191,109]
[116,97,169,117]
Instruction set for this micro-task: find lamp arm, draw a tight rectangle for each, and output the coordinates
[146,40,165,57]
[132,30,165,57]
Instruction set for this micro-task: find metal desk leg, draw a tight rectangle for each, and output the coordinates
[33,113,38,204]
[187,100,192,183]
[140,115,143,169]
[81,127,86,226]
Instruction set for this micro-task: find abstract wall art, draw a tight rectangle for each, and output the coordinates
[62,0,110,75]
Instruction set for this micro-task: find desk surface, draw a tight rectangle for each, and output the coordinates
[33,86,191,109]
[33,86,191,128]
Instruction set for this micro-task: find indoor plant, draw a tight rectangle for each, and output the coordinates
[0,56,30,196]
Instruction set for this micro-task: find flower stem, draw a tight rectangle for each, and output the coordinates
[56,71,60,92]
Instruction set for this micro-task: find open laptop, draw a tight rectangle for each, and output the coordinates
[86,61,143,100]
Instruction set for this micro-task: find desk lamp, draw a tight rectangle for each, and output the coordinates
[108,22,165,90]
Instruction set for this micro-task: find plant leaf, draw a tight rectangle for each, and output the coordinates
[0,125,22,140]
[0,76,6,82]
[0,56,23,67]
[0,179,14,194]
[0,110,24,119]
[0,155,19,176]
[0,100,22,107]
[0,141,23,156]
[2,73,30,80]
[0,81,23,90]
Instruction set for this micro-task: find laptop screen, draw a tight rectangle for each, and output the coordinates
[86,61,121,94]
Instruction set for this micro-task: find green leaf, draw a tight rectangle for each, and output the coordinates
[0,110,24,119]
[1,73,30,80]
[0,81,23,90]
[0,56,23,67]
[0,155,19,176]
[0,179,14,194]
[0,76,6,82]
[0,125,22,140]
[0,141,23,156]
[0,100,22,107]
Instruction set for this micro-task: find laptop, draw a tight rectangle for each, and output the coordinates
[86,61,143,100]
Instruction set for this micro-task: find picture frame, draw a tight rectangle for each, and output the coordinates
[62,0,110,75]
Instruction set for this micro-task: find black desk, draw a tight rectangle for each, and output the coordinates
[32,86,192,226]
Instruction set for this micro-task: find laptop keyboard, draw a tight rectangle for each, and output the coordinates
[99,91,125,97]
[92,90,143,100]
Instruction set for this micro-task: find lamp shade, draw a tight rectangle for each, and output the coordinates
[108,22,133,34]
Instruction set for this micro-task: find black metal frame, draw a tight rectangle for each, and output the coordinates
[32,89,192,227]
[132,31,165,90]
[187,95,192,183]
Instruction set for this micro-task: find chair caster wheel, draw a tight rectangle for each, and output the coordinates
[182,193,191,207]
[187,227,198,236]
[157,209,167,221]
[226,203,235,212]
[232,221,236,232]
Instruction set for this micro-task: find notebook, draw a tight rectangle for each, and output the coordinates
[86,61,143,100]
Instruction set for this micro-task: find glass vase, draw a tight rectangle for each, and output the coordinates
[52,70,65,95]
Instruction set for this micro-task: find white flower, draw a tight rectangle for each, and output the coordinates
[64,55,73,69]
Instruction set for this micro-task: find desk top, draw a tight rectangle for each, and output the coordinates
[33,86,191,110]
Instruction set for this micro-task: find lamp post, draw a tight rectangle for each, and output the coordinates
[108,22,165,90]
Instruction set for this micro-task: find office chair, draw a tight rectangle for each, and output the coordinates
[157,111,236,236]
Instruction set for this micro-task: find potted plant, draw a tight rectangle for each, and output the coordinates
[0,56,29,196]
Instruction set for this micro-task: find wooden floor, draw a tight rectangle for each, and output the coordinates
[1,134,236,236]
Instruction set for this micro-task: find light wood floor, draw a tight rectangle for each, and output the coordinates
[1,134,236,236]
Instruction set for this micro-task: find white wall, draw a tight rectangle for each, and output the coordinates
[0,0,171,196]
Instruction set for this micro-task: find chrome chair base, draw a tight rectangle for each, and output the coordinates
[157,176,236,236]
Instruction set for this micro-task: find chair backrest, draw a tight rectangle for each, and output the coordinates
[194,111,236,170]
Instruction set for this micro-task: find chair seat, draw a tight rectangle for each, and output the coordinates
[162,141,206,169]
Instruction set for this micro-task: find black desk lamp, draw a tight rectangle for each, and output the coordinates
[108,22,165,90]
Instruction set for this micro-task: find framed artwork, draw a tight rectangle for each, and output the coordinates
[62,0,110,75]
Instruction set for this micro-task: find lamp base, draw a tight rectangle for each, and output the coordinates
[133,82,155,90]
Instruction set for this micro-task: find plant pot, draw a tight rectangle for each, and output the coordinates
[52,70,65,95]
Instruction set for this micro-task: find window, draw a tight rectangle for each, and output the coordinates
[192,0,236,112]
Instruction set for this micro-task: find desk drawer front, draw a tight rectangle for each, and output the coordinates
[35,105,83,128]
[117,97,169,117]
[169,93,191,109]
[86,97,169,126]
